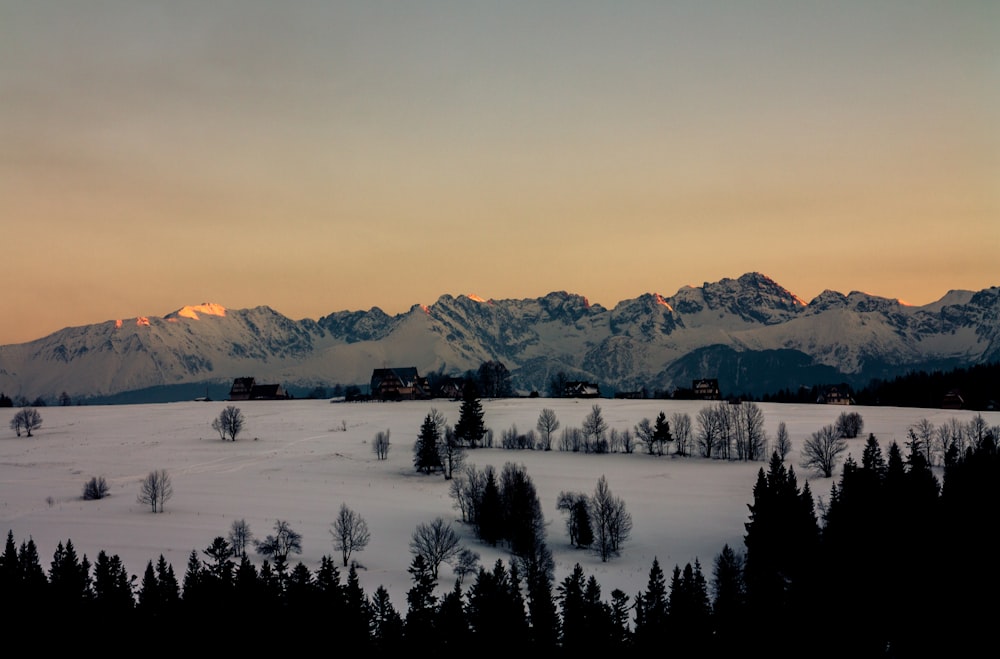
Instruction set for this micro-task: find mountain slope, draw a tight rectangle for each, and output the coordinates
[0,273,996,402]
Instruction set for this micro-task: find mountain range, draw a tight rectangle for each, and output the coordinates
[1,273,997,404]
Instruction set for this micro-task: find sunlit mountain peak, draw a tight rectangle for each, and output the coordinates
[172,303,227,320]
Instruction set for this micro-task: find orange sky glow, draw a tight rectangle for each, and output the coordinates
[1,2,996,345]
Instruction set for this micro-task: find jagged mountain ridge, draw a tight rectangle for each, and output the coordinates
[1,273,997,402]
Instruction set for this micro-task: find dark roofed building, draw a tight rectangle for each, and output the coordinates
[229,377,289,401]
[692,378,721,400]
[370,367,431,400]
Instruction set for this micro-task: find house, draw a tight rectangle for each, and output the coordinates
[941,389,964,410]
[563,381,600,398]
[819,387,853,405]
[228,377,289,401]
[370,367,431,401]
[692,378,721,400]
[436,376,466,400]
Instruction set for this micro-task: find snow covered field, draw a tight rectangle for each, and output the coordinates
[2,397,995,608]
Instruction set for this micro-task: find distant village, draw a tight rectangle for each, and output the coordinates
[220,368,977,409]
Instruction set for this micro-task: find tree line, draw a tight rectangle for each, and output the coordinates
[3,429,996,656]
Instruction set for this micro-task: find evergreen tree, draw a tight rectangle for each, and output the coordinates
[454,380,486,448]
[632,557,668,650]
[524,547,560,651]
[370,585,405,652]
[344,564,373,648]
[476,466,503,546]
[404,554,438,645]
[413,412,443,474]
[608,588,633,649]
[91,550,135,615]
[48,539,92,614]
[710,543,745,652]
[556,562,587,653]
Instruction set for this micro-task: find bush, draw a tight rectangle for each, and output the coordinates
[83,476,109,500]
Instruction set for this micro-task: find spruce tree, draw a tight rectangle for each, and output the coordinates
[454,380,486,448]
[413,413,443,474]
[404,554,438,645]
[370,585,405,652]
[632,556,668,650]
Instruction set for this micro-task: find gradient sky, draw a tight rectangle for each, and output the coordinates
[2,1,997,345]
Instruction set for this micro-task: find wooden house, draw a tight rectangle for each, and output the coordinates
[228,377,289,401]
[370,367,431,400]
[692,378,721,400]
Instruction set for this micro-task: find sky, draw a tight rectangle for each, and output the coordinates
[2,1,997,346]
[4,397,996,610]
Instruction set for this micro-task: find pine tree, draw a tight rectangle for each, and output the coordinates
[454,380,486,448]
[710,543,745,652]
[370,584,405,651]
[344,563,373,647]
[633,556,668,650]
[413,413,443,474]
[404,554,438,644]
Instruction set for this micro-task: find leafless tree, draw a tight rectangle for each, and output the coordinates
[733,402,767,461]
[372,429,391,460]
[671,412,692,456]
[439,426,466,479]
[696,405,722,458]
[409,516,462,580]
[213,405,245,441]
[535,408,560,450]
[82,476,109,500]
[331,503,371,567]
[136,469,173,513]
[228,518,254,557]
[582,404,609,447]
[10,407,42,437]
[450,464,486,524]
[775,421,792,461]
[452,547,480,584]
[834,411,864,439]
[801,424,848,477]
[635,418,657,455]
[256,519,302,563]
[590,475,632,562]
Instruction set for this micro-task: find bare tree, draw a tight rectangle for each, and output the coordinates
[439,426,466,480]
[409,516,462,580]
[801,424,848,477]
[582,404,609,448]
[732,402,767,461]
[330,503,371,567]
[228,518,254,557]
[10,407,42,437]
[213,405,245,441]
[82,476,109,500]
[536,408,560,450]
[372,429,391,460]
[256,519,303,563]
[775,421,792,461]
[635,418,657,455]
[671,412,692,456]
[590,475,632,562]
[834,411,864,439]
[136,469,173,513]
[452,547,480,584]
